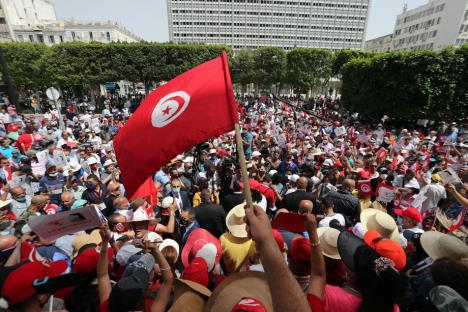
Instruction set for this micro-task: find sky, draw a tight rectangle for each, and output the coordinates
[53,0,430,42]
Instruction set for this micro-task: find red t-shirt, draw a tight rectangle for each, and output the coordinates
[307,294,324,311]
[16,134,33,153]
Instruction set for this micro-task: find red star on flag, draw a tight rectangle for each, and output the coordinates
[162,106,171,115]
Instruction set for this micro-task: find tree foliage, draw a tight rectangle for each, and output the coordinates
[286,48,334,91]
[253,46,286,88]
[0,42,47,91]
[341,46,468,121]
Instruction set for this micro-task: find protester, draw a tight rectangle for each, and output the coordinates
[0,93,466,312]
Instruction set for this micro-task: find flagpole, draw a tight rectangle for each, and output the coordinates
[234,123,253,208]
[221,50,253,208]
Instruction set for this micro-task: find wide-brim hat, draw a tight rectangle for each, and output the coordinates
[204,271,273,312]
[420,231,468,262]
[129,206,159,226]
[69,161,81,172]
[169,291,206,312]
[337,231,378,273]
[317,227,341,259]
[226,203,249,238]
[181,228,222,271]
[360,209,400,243]
[174,278,212,300]
[0,199,12,209]
[72,229,102,257]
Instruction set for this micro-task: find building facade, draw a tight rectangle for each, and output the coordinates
[364,34,392,52]
[167,0,371,50]
[391,0,468,51]
[0,0,142,45]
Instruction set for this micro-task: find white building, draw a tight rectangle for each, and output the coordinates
[364,34,393,52]
[391,0,468,51]
[0,0,142,45]
[167,0,371,51]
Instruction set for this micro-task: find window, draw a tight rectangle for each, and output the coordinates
[71,31,76,41]
[0,17,5,24]
[59,35,64,42]
[17,35,23,41]
[106,32,111,41]
[37,34,44,43]
[29,34,34,42]
[89,32,93,41]
[49,35,55,43]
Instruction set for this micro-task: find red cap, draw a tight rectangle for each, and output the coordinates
[180,257,209,287]
[73,247,114,275]
[1,260,68,305]
[231,297,267,312]
[333,121,340,127]
[272,229,285,251]
[44,204,59,215]
[290,237,311,271]
[20,242,46,263]
[394,207,422,223]
[7,123,19,132]
[364,230,406,271]
[217,149,229,157]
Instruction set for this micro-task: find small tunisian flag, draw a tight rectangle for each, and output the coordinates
[130,177,159,206]
[114,51,238,197]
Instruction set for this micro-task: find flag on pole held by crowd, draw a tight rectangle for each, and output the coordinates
[130,177,159,206]
[114,51,239,197]
[448,208,466,233]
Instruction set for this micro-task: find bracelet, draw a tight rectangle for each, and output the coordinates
[160,267,171,271]
[310,240,320,247]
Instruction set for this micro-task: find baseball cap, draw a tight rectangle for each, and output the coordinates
[394,207,422,223]
[0,260,69,306]
[161,196,174,209]
[364,230,406,271]
[73,247,114,275]
[289,237,311,271]
[431,173,442,183]
[108,268,150,312]
[181,257,209,287]
[123,253,155,277]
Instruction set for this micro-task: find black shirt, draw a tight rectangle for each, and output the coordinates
[221,192,245,215]
[280,189,316,213]
[81,184,108,205]
[195,203,226,238]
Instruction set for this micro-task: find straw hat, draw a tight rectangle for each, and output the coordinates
[204,271,273,312]
[420,231,468,262]
[174,278,211,300]
[169,291,206,312]
[226,203,249,238]
[360,209,400,243]
[317,227,341,259]
[72,229,102,257]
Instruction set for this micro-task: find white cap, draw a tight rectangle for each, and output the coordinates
[87,157,98,165]
[268,169,278,177]
[209,148,217,154]
[290,174,300,183]
[323,159,334,167]
[161,196,173,209]
[404,180,420,190]
[103,159,114,167]
[252,151,262,157]
[146,232,163,243]
[183,156,194,163]
[116,244,143,266]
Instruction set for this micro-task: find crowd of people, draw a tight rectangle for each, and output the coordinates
[0,93,466,312]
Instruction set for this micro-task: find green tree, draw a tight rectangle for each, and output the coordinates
[253,47,286,91]
[332,49,370,77]
[0,42,47,91]
[231,49,256,90]
[286,48,334,93]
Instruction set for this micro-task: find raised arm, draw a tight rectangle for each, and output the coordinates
[245,205,310,312]
[305,214,326,300]
[97,227,112,304]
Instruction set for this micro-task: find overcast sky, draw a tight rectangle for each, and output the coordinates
[53,0,429,42]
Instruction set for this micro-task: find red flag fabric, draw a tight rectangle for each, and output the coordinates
[114,51,238,197]
[357,180,373,197]
[449,208,465,233]
[130,177,159,206]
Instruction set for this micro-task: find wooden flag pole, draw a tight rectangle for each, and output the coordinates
[234,123,253,208]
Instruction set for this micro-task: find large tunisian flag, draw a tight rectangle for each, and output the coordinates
[114,51,238,197]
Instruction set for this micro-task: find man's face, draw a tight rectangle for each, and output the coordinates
[171,180,181,190]
[405,171,415,180]
[402,216,415,229]
[1,159,9,168]
[62,197,74,209]
[180,211,194,227]
[132,221,149,238]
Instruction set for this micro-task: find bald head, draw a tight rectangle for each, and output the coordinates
[10,187,25,197]
[343,179,355,192]
[31,195,47,211]
[113,197,129,210]
[107,182,121,195]
[297,177,308,190]
[61,191,75,210]
[298,200,313,215]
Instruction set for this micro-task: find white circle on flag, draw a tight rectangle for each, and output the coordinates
[360,184,371,193]
[151,91,190,128]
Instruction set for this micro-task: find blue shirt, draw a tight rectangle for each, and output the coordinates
[243,133,253,155]
[0,145,15,159]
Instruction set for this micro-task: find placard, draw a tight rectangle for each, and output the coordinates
[438,168,461,185]
[53,150,68,169]
[376,185,395,203]
[272,212,306,233]
[10,174,26,188]
[36,150,48,165]
[358,134,368,144]
[31,162,46,176]
[334,126,346,137]
[28,205,104,241]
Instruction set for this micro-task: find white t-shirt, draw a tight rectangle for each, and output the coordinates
[318,213,346,227]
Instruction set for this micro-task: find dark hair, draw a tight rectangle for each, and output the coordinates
[430,257,468,300]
